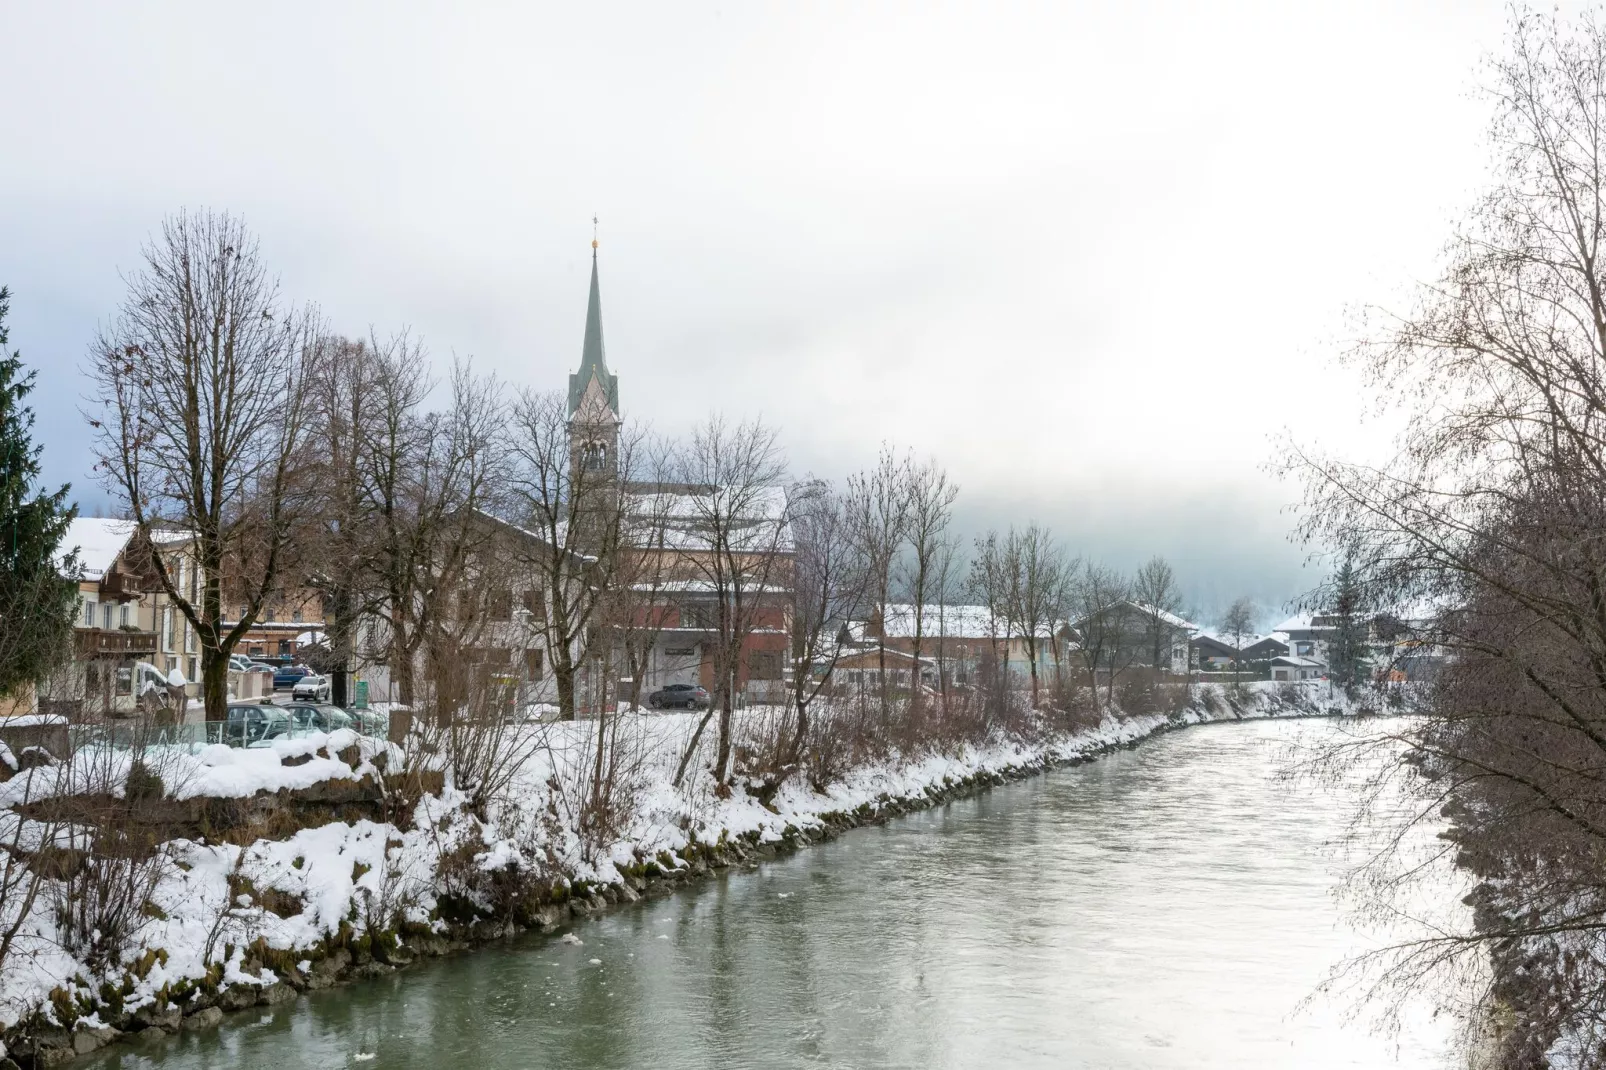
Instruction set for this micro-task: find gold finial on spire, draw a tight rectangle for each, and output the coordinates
[592,215,599,250]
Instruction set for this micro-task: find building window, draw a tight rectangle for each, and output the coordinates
[115,664,133,696]
[524,648,544,680]
[187,624,197,653]
[102,603,113,630]
[163,608,175,651]
[188,656,197,683]
[292,608,303,624]
[119,603,131,629]
[83,599,95,626]
[521,589,546,620]
[748,651,782,680]
[489,590,513,621]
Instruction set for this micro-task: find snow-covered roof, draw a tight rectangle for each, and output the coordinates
[1194,630,1289,651]
[626,485,793,554]
[1130,601,1197,632]
[58,517,137,581]
[877,604,1055,640]
[1271,655,1326,668]
[1071,600,1197,633]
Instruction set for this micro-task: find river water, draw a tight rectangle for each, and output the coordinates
[86,717,1457,1069]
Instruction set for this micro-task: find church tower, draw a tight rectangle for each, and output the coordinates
[568,237,620,480]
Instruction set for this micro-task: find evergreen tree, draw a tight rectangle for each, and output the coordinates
[1327,546,1370,697]
[0,287,79,699]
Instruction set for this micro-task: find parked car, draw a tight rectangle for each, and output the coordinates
[348,708,389,737]
[291,673,332,703]
[646,683,710,710]
[223,702,291,747]
[285,703,353,734]
[227,654,256,673]
[272,664,311,690]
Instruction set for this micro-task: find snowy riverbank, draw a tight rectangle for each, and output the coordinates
[0,682,1349,1067]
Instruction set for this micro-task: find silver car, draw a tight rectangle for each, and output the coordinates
[291,673,332,703]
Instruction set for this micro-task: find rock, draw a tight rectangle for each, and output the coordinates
[618,883,640,904]
[133,1004,182,1032]
[138,1026,167,1042]
[72,1025,120,1055]
[182,1007,224,1031]
[218,985,260,1012]
[353,961,391,980]
[258,983,297,1006]
[568,898,591,918]
[35,1048,77,1068]
[306,948,351,990]
[0,1056,20,1070]
[408,933,451,957]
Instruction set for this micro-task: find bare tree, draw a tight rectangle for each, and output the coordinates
[1219,597,1255,688]
[1069,562,1129,711]
[898,457,958,706]
[503,389,630,721]
[967,531,1012,708]
[1000,524,1065,708]
[1282,14,1606,1056]
[86,210,317,722]
[366,351,502,707]
[846,446,910,713]
[669,415,790,786]
[784,479,868,767]
[1132,556,1185,676]
[930,531,964,699]
[303,333,390,708]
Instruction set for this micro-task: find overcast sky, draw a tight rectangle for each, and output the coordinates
[0,1,1527,626]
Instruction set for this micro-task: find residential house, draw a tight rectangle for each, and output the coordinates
[1270,655,1325,681]
[43,518,163,718]
[1072,601,1198,674]
[857,604,1057,690]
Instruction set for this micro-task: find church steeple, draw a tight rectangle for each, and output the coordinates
[567,241,619,418]
[567,231,620,481]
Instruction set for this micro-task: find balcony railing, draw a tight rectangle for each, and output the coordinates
[97,571,146,602]
[75,628,159,657]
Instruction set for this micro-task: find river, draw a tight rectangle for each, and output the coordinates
[84,717,1458,1069]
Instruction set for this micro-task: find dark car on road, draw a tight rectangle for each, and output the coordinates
[223,703,291,747]
[646,683,710,710]
[273,664,311,690]
[285,703,354,734]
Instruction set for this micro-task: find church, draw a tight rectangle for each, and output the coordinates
[558,241,794,711]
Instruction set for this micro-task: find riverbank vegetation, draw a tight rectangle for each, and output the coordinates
[1290,9,1606,1067]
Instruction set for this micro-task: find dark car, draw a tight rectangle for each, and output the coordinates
[646,683,710,710]
[285,703,354,734]
[272,664,311,690]
[223,703,291,747]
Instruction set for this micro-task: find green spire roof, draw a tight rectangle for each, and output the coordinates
[568,249,619,417]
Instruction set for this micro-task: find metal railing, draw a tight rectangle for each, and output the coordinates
[66,718,389,755]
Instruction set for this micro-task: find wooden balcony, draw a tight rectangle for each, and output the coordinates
[75,628,159,657]
[97,571,146,602]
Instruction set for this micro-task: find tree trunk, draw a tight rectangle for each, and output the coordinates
[201,648,229,723]
[555,660,577,721]
[715,692,734,783]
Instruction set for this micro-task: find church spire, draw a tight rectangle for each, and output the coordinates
[567,232,619,418]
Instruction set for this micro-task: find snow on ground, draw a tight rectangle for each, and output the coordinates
[0,682,1333,1031]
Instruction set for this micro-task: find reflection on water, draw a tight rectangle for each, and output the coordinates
[86,717,1454,1069]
